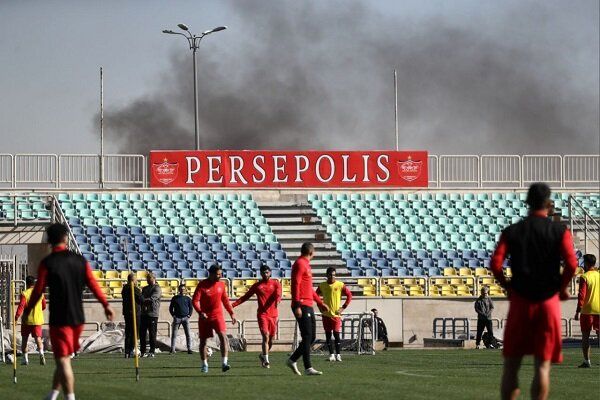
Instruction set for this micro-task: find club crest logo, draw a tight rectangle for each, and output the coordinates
[397,156,422,182]
[152,158,179,185]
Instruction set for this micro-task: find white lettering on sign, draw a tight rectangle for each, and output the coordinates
[295,155,309,183]
[186,157,201,184]
[252,155,266,183]
[272,155,288,183]
[316,155,335,183]
[207,156,223,184]
[341,154,357,182]
[377,155,390,182]
[229,156,248,184]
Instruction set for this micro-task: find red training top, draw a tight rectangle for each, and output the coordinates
[291,256,324,309]
[192,279,234,320]
[232,279,281,318]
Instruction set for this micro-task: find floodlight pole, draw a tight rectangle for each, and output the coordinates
[162,25,227,150]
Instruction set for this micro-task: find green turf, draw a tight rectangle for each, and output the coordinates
[1,348,598,399]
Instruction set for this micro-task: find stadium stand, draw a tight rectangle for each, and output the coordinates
[34,191,595,299]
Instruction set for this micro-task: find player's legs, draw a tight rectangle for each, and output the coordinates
[325,330,334,356]
[500,356,522,400]
[216,330,230,372]
[333,331,341,355]
[139,315,149,355]
[53,355,75,398]
[170,318,181,353]
[475,318,485,347]
[531,358,551,400]
[581,329,591,362]
[290,306,313,369]
[148,317,158,354]
[182,318,192,352]
[21,332,30,364]
[34,332,46,365]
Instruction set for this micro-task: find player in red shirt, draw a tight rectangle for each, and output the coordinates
[490,184,578,400]
[192,264,236,373]
[24,223,115,400]
[286,242,329,376]
[232,264,281,368]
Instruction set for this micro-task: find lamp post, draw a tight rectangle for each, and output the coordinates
[163,24,227,150]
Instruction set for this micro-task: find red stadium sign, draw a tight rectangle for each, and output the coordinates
[149,150,428,188]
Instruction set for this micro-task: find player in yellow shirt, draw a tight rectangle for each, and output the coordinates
[316,267,352,362]
[14,275,47,366]
[574,254,600,368]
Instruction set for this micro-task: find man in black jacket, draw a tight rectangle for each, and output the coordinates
[169,284,193,354]
[474,287,494,349]
[371,308,389,349]
[140,273,161,357]
[122,273,142,358]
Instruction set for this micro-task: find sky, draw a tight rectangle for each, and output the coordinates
[0,0,598,156]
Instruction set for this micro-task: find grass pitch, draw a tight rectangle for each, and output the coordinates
[1,348,598,399]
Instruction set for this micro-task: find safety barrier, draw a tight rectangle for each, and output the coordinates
[0,153,597,189]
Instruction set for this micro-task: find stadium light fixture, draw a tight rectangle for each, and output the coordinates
[162,23,227,150]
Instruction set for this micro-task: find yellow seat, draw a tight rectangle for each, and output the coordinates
[112,287,123,298]
[480,276,495,285]
[504,268,512,277]
[92,270,104,280]
[443,267,457,276]
[362,285,376,296]
[185,279,199,288]
[386,278,400,286]
[408,286,424,296]
[459,267,472,276]
[475,267,488,276]
[104,270,119,280]
[136,270,148,280]
[139,280,148,288]
[120,271,131,280]
[357,278,372,286]
[96,279,107,288]
[109,280,123,288]
[380,285,391,297]
[100,287,111,297]
[392,286,407,296]
[441,285,455,296]
[433,277,448,285]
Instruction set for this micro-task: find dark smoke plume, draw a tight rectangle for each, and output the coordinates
[103,0,599,155]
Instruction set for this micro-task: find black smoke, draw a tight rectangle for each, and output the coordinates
[102,0,599,155]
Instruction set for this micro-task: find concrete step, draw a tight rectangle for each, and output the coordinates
[260,208,314,216]
[271,225,326,233]
[279,241,336,250]
[265,217,321,224]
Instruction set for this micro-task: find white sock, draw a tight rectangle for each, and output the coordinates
[202,359,208,367]
[66,394,76,400]
[44,390,60,400]
[39,344,44,354]
[24,353,29,362]
[264,354,269,363]
[585,359,591,364]
[222,356,228,365]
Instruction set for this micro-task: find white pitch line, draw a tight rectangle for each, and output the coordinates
[395,370,435,378]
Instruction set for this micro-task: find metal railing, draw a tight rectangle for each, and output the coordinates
[568,195,600,254]
[0,153,598,189]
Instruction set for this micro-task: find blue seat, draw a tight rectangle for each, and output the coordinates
[365,268,378,277]
[141,252,154,262]
[266,260,278,270]
[196,270,209,278]
[421,259,434,268]
[215,251,229,261]
[412,267,425,276]
[101,226,114,235]
[180,269,194,279]
[201,252,214,262]
[191,261,205,270]
[346,259,359,269]
[462,250,474,259]
[100,261,113,271]
[90,235,103,245]
[197,243,210,252]
[340,250,353,260]
[431,250,444,259]
[79,244,91,252]
[271,269,283,278]
[279,260,291,269]
[251,260,262,270]
[167,243,180,252]
[226,243,239,252]
[225,269,238,278]
[405,259,417,269]
[371,250,384,260]
[127,252,140,262]
[68,217,81,226]
[360,259,372,268]
[211,243,224,252]
[163,235,176,244]
[182,243,195,252]
[176,261,188,270]
[88,261,98,270]
[236,260,248,270]
[355,250,368,260]
[452,259,464,268]
[113,252,126,262]
[245,251,258,261]
[284,269,292,278]
[206,235,219,244]
[397,267,409,276]
[240,269,254,278]
[273,251,286,260]
[177,235,190,244]
[437,259,449,268]
[191,235,205,244]
[255,243,268,252]
[428,267,440,276]
[75,234,88,244]
[230,251,243,261]
[147,261,160,270]
[351,269,364,277]
[157,252,170,262]
[476,250,488,259]
[148,235,162,244]
[269,243,281,251]
[161,261,175,270]
[468,259,479,268]
[186,252,200,261]
[104,235,118,245]
[390,259,402,269]
[166,270,179,279]
[376,259,388,269]
[381,267,393,276]
[385,250,398,260]
[134,235,147,245]
[446,250,459,259]
[130,261,144,271]
[87,226,99,235]
[483,259,491,268]
[259,251,272,261]
[115,260,128,270]
[400,250,412,259]
[96,253,111,262]
[130,226,143,235]
[150,270,164,278]
[240,243,253,252]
